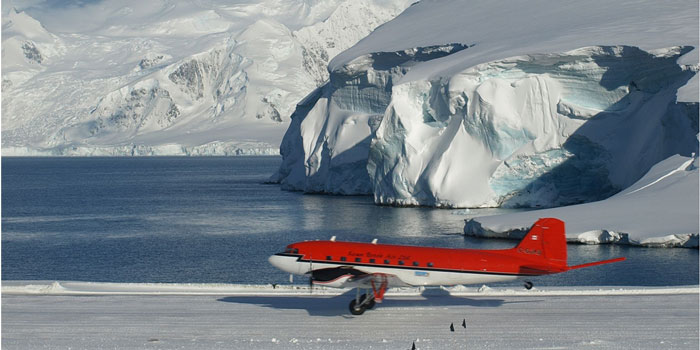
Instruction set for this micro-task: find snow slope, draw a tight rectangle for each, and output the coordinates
[273,0,698,209]
[1,0,413,155]
[3,282,698,350]
[464,154,700,247]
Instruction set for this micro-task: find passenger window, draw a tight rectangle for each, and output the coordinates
[398,260,404,265]
[369,258,376,263]
[355,257,362,262]
[292,248,299,254]
[326,256,332,260]
[340,257,347,261]
[413,261,419,266]
[384,259,390,264]
[427,262,434,267]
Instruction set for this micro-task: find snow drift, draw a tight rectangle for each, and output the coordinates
[273,0,698,209]
[464,154,699,247]
[1,0,414,155]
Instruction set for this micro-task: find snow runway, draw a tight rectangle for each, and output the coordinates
[2,283,698,349]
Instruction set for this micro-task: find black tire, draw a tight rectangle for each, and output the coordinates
[349,299,365,315]
[524,281,533,290]
[361,294,376,309]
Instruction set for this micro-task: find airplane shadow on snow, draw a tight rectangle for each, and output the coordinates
[217,288,542,317]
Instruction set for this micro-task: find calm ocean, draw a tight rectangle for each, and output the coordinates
[2,157,697,286]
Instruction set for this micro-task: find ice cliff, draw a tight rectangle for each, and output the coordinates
[273,0,698,210]
[272,43,471,193]
[1,0,413,155]
[369,45,697,207]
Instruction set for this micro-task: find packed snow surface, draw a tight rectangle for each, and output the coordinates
[273,0,698,211]
[1,0,414,155]
[464,154,700,247]
[2,281,698,349]
[3,280,698,296]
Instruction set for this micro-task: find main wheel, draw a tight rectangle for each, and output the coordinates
[361,293,376,309]
[349,299,365,315]
[524,281,533,290]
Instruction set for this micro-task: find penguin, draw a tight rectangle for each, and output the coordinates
[450,323,455,332]
[462,319,466,328]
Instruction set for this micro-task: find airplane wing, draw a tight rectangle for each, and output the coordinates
[310,266,410,301]
[309,267,409,312]
[344,271,409,303]
[345,272,410,289]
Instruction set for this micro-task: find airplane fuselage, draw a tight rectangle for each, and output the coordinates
[269,240,564,287]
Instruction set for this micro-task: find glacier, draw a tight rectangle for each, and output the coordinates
[273,0,699,209]
[1,0,414,156]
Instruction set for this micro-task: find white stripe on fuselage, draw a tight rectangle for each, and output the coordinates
[268,254,518,287]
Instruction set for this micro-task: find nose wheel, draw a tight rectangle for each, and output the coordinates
[524,281,533,290]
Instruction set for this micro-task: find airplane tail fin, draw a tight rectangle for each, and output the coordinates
[514,218,568,270]
[514,218,625,273]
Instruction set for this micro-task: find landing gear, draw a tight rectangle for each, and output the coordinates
[349,290,376,315]
[349,298,365,315]
[362,293,376,309]
[524,281,534,290]
[348,275,387,315]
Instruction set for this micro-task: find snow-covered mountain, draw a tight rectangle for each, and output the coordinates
[273,0,698,209]
[1,0,413,155]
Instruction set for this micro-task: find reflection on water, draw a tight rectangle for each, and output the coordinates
[2,156,697,286]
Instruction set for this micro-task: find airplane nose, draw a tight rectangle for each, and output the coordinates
[268,254,283,269]
[268,254,302,275]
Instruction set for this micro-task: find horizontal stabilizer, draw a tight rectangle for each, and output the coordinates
[568,257,626,270]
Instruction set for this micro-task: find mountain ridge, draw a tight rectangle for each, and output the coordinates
[1,0,414,156]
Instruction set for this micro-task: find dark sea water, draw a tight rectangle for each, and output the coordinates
[2,157,697,287]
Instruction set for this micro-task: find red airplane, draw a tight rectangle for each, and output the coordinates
[269,218,625,315]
